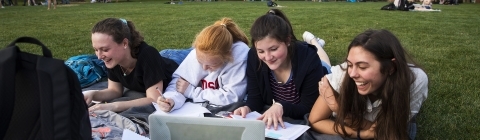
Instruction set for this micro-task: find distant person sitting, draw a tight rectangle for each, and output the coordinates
[422,0,432,9]
[267,0,277,7]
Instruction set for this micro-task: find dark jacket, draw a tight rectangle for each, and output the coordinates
[245,41,325,119]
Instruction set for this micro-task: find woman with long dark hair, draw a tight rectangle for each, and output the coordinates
[309,29,428,140]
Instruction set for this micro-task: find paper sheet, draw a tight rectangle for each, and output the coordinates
[152,102,210,117]
[121,129,149,140]
[231,111,310,140]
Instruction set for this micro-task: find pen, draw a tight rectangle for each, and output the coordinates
[156,86,172,107]
[156,86,165,100]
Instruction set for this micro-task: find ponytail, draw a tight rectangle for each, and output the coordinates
[193,17,248,63]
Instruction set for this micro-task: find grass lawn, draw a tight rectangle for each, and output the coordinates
[1,1,479,139]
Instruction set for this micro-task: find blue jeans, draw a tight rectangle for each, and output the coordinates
[159,48,193,65]
[408,114,418,140]
[321,60,331,74]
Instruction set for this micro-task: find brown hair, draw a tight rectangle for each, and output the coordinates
[334,29,418,140]
[193,17,248,63]
[250,11,298,70]
[91,18,144,58]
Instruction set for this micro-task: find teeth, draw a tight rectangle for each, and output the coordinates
[356,82,366,86]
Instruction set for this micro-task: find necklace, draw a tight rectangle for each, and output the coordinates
[120,66,127,76]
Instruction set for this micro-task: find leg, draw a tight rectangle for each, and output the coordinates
[159,47,194,65]
[302,31,331,66]
[47,0,50,9]
[53,0,55,9]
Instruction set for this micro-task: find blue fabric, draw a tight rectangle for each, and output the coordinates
[65,54,107,88]
[321,60,331,74]
[159,48,193,65]
[408,122,417,140]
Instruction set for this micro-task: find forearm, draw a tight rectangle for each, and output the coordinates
[311,119,357,138]
[92,89,122,102]
[311,119,374,139]
[112,97,155,112]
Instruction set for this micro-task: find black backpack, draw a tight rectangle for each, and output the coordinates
[0,37,92,140]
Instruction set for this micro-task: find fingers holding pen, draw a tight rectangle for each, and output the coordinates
[157,96,174,112]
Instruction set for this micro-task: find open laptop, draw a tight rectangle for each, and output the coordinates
[148,114,265,140]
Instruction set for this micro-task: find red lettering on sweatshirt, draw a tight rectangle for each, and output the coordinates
[201,79,219,90]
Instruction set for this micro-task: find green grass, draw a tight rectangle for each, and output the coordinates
[1,1,479,139]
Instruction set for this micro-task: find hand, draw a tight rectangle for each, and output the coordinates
[258,104,285,130]
[360,123,376,139]
[89,102,117,112]
[157,96,175,112]
[233,106,251,118]
[176,77,189,94]
[319,77,338,113]
[83,90,97,105]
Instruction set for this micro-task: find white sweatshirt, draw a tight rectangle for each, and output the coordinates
[163,41,250,111]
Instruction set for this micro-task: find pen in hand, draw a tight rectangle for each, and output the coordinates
[156,86,166,100]
[156,86,173,109]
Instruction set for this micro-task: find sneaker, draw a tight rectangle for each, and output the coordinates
[1,6,4,8]
[303,31,326,48]
[302,31,316,43]
[316,37,326,48]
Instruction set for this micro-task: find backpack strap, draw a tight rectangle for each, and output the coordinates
[7,37,52,58]
[0,46,18,138]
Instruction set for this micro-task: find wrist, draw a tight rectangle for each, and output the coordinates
[111,102,120,112]
[272,99,283,108]
[359,129,373,139]
[274,102,283,108]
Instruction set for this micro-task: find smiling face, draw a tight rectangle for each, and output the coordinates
[196,50,225,72]
[346,46,388,95]
[255,36,289,71]
[92,32,127,69]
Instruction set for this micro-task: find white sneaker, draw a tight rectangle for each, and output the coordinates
[303,31,326,48]
[316,37,326,48]
[1,6,4,8]
[302,31,316,43]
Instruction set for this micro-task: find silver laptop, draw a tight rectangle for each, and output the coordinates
[148,114,265,140]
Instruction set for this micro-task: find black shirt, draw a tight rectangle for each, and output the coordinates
[107,42,178,95]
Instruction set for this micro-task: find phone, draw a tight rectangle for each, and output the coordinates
[215,111,232,118]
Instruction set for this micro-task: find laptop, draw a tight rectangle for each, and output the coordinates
[148,114,265,140]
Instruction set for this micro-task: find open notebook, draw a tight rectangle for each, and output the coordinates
[148,114,265,140]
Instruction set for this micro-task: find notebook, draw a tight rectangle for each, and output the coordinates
[148,114,265,140]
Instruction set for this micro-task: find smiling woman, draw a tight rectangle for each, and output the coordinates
[233,9,328,130]
[84,18,179,113]
[308,29,428,140]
